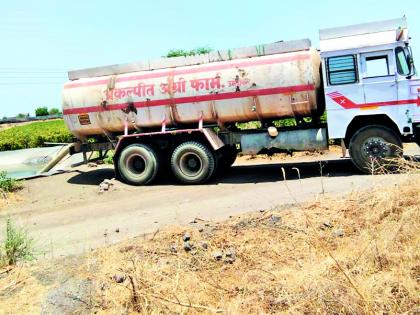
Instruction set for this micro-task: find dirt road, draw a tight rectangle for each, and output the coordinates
[2,145,419,257]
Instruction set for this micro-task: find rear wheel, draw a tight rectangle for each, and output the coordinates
[118,144,160,185]
[349,125,402,173]
[171,141,215,184]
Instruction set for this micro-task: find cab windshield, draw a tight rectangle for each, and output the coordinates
[395,46,415,76]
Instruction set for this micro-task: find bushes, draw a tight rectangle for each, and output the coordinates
[1,218,34,266]
[0,172,22,192]
[0,120,73,151]
[48,108,61,115]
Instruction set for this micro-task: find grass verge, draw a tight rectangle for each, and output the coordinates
[0,166,418,314]
[92,172,419,314]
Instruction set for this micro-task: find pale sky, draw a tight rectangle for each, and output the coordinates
[1,0,419,117]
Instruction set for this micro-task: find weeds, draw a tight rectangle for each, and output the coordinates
[1,218,34,266]
[0,171,22,193]
[103,152,114,165]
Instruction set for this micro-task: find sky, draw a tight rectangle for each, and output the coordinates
[1,0,419,117]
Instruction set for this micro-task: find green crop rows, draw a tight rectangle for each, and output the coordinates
[0,120,73,151]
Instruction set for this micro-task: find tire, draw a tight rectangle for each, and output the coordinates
[171,141,215,184]
[117,144,160,185]
[349,125,402,173]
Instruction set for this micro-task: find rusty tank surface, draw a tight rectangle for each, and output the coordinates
[62,39,322,139]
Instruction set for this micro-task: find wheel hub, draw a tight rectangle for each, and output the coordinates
[362,138,390,159]
[187,158,198,169]
[180,153,202,175]
[128,155,146,174]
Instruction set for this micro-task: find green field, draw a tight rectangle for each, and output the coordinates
[0,120,73,151]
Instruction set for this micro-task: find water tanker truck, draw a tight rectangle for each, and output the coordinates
[62,17,420,185]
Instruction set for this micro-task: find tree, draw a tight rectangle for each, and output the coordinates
[35,107,49,117]
[16,113,28,119]
[48,108,61,115]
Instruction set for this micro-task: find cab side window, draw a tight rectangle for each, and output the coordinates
[326,55,358,86]
[365,55,390,78]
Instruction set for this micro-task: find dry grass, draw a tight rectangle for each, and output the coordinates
[90,172,419,314]
[0,159,418,314]
[0,192,22,210]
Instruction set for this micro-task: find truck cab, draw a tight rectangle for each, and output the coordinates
[319,17,420,171]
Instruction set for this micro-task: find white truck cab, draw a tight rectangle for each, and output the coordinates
[319,17,420,171]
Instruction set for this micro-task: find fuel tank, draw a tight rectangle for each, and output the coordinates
[62,39,322,138]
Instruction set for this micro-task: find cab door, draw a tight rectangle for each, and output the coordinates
[360,50,397,106]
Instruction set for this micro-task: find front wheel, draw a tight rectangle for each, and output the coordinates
[171,141,215,184]
[349,125,402,173]
[117,144,160,185]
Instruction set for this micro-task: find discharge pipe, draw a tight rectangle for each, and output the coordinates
[39,143,74,173]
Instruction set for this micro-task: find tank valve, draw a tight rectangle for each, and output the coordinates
[268,126,278,138]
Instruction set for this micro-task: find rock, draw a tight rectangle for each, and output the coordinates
[87,162,97,168]
[115,228,119,233]
[198,227,204,233]
[235,219,251,229]
[41,279,93,314]
[200,242,208,250]
[268,215,282,226]
[182,232,191,242]
[224,252,236,264]
[112,274,126,283]
[119,245,134,253]
[224,257,235,264]
[99,183,109,191]
[323,221,333,229]
[212,251,223,261]
[103,179,114,185]
[333,229,344,237]
[169,244,177,253]
[224,249,237,264]
[183,241,192,252]
[98,179,115,193]
[189,217,204,224]
[225,248,236,259]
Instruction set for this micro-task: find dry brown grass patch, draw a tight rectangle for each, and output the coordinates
[90,175,419,314]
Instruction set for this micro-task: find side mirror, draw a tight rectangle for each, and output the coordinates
[406,47,416,79]
[405,57,414,79]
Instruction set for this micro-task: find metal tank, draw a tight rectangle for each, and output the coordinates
[62,39,322,139]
